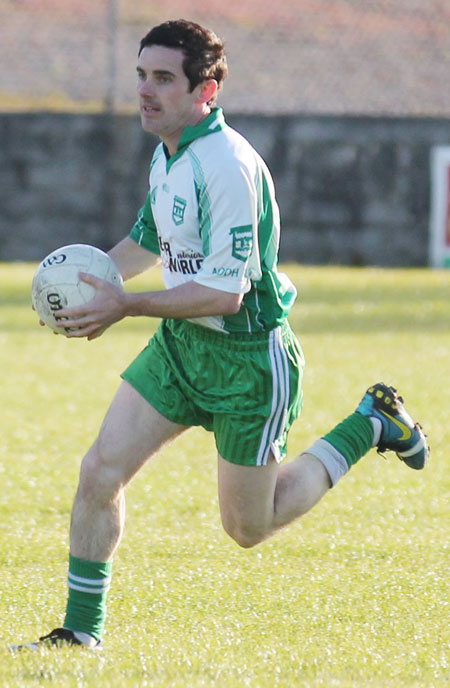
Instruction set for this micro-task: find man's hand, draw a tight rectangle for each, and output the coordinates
[55,273,127,341]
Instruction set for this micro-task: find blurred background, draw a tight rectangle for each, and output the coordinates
[1,0,449,264]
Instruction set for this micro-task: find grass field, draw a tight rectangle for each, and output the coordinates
[0,263,449,688]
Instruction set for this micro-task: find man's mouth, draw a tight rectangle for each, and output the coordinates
[141,103,160,114]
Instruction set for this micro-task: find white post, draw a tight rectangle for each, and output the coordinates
[429,146,450,268]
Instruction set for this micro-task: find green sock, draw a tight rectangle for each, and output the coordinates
[63,555,112,641]
[322,412,374,467]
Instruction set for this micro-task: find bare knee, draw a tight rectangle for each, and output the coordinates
[77,440,124,504]
[221,518,268,549]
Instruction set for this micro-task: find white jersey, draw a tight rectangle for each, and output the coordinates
[130,108,296,333]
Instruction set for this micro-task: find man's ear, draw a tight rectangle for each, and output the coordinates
[196,79,218,104]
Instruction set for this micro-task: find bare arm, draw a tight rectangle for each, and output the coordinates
[56,276,243,340]
[124,280,242,319]
[108,236,160,281]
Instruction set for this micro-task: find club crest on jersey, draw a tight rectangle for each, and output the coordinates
[172,196,187,225]
[230,225,253,261]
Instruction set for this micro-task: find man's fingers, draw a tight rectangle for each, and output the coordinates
[78,272,103,287]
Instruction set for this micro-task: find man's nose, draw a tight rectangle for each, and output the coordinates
[138,79,154,97]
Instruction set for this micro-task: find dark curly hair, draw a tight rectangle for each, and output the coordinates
[139,19,228,104]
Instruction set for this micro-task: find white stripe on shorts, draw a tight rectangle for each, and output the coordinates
[256,327,290,466]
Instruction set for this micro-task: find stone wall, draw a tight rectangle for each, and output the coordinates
[1,112,449,265]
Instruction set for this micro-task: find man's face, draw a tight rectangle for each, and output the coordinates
[137,45,203,152]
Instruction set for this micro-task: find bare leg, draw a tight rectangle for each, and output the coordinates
[218,452,331,548]
[70,380,187,561]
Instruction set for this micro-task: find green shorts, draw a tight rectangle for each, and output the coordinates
[121,318,305,466]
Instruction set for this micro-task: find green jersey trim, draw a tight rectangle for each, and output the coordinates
[166,108,226,173]
[222,162,296,333]
[188,149,213,256]
[129,192,160,255]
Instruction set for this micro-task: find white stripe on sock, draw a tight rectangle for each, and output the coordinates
[68,581,110,594]
[370,418,382,446]
[68,572,112,587]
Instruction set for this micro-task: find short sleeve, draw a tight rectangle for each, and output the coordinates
[129,192,160,255]
[193,158,260,294]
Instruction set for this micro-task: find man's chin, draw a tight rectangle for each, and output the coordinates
[140,115,157,133]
